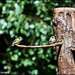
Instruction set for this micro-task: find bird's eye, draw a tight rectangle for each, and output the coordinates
[18,37,20,39]
[52,36,54,38]
[49,40,51,42]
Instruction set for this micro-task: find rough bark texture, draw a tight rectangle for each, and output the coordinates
[53,8,75,74]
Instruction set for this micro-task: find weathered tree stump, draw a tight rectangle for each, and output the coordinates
[53,8,75,74]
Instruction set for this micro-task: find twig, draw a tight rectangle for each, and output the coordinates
[0,52,9,56]
[15,42,62,48]
[71,48,75,51]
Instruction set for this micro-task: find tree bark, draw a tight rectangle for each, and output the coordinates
[53,8,75,74]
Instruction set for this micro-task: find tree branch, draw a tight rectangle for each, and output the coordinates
[15,42,62,48]
[71,48,75,51]
[0,52,9,56]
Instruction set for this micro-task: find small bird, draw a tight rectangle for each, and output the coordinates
[10,36,23,47]
[48,36,56,44]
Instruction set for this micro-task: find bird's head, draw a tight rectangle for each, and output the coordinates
[18,36,23,41]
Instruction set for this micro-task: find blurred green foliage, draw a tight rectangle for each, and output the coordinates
[0,0,75,75]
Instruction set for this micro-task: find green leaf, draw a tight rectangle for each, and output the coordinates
[2,60,6,64]
[30,24,34,29]
[41,28,48,35]
[34,1,39,5]
[14,3,22,15]
[0,30,4,34]
[9,30,14,38]
[48,65,56,69]
[38,49,43,54]
[38,54,45,59]
[32,56,36,61]
[31,69,38,75]
[11,54,18,61]
[44,17,51,21]
[0,2,3,7]
[29,49,34,55]
[25,22,29,30]
[41,35,46,41]
[2,6,6,14]
[22,59,33,67]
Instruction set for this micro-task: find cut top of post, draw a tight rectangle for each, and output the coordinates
[54,7,75,12]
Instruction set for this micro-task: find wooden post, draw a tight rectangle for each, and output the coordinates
[53,8,75,74]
